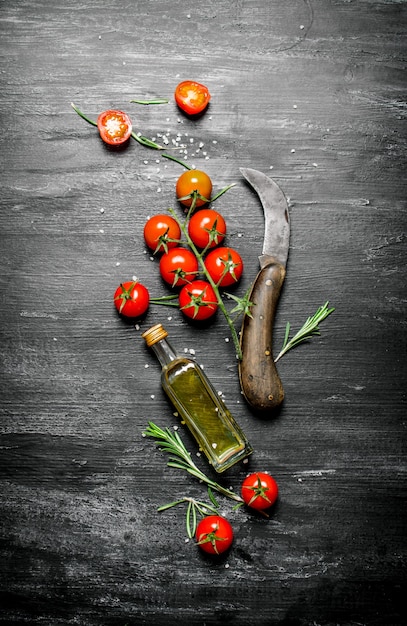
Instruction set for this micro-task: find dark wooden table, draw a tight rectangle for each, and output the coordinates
[1,1,406,624]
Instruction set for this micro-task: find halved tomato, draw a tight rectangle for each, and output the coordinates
[97,110,133,145]
[174,81,211,116]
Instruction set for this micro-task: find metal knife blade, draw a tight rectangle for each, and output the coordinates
[238,168,290,412]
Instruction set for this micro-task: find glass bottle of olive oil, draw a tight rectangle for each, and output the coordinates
[142,323,253,473]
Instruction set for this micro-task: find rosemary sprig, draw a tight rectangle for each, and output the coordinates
[158,496,219,538]
[274,301,335,363]
[71,102,164,150]
[143,422,243,504]
[130,98,169,105]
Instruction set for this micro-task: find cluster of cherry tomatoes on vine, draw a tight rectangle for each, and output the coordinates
[114,167,245,324]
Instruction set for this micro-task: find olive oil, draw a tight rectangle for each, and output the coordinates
[142,323,253,473]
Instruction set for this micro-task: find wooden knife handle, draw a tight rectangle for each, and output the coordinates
[238,258,286,412]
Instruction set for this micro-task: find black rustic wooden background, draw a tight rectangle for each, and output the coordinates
[1,1,406,625]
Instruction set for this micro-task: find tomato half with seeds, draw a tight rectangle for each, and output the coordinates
[188,209,227,249]
[179,280,218,321]
[196,515,233,555]
[176,170,213,208]
[97,109,132,146]
[175,80,211,116]
[204,246,244,287]
[113,281,149,318]
[241,472,279,511]
[144,214,181,254]
[159,247,199,287]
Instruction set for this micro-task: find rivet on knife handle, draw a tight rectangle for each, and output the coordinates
[238,257,285,412]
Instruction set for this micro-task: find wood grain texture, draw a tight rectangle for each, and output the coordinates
[1,0,406,624]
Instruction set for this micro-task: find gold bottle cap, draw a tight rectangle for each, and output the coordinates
[142,323,168,347]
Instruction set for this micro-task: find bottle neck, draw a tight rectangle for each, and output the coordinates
[150,338,178,367]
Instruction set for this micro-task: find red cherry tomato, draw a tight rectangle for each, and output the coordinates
[179,280,218,321]
[188,209,227,249]
[159,247,198,287]
[176,170,213,208]
[174,81,211,116]
[144,214,181,254]
[97,110,132,145]
[241,472,279,511]
[204,247,244,287]
[195,515,233,555]
[113,281,149,318]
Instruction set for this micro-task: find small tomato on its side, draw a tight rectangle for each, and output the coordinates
[241,472,279,511]
[179,280,218,321]
[114,281,150,318]
[188,209,227,249]
[196,515,233,555]
[144,214,181,254]
[159,247,199,287]
[176,170,213,208]
[204,246,244,287]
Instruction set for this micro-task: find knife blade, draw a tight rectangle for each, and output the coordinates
[238,168,290,412]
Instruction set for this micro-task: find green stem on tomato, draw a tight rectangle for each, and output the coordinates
[161,153,193,170]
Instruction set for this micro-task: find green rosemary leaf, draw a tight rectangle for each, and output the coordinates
[71,102,97,127]
[208,486,219,508]
[130,98,169,105]
[162,153,193,169]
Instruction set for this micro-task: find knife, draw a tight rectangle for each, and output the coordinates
[238,168,290,412]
